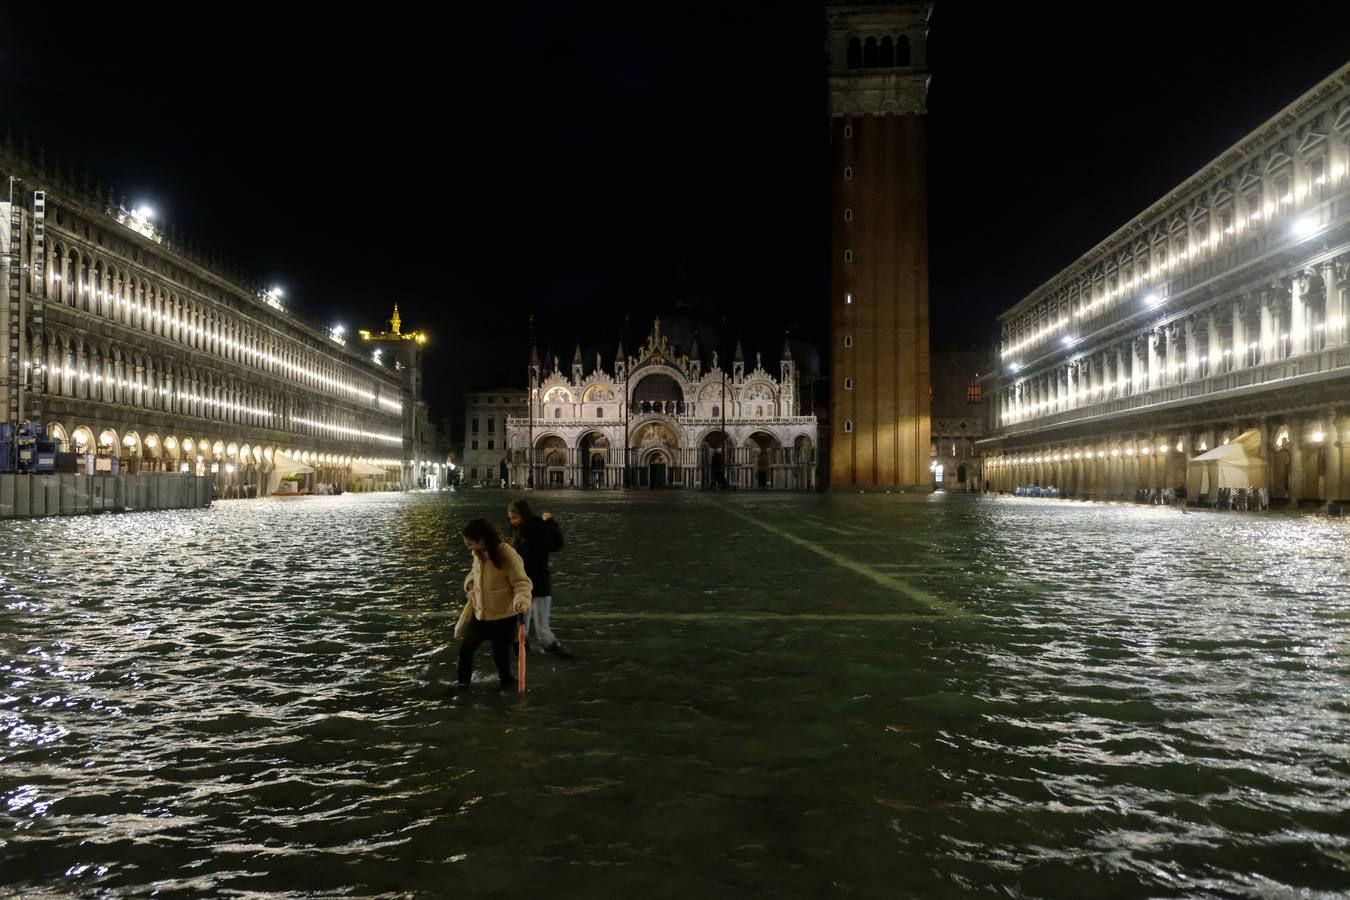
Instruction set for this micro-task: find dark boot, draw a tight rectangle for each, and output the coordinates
[545,643,575,659]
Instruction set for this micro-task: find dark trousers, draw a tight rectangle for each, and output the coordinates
[457,616,517,685]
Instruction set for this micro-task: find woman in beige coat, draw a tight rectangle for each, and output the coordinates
[456,518,533,689]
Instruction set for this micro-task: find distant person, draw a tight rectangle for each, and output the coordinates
[507,499,571,657]
[455,518,533,690]
[1175,481,1189,514]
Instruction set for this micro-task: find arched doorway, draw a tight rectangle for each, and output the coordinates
[45,422,69,454]
[579,432,609,488]
[647,449,670,488]
[1273,447,1291,500]
[144,434,162,472]
[792,435,815,488]
[536,435,568,487]
[631,421,680,488]
[121,431,142,474]
[746,432,780,489]
[96,428,119,473]
[957,463,968,485]
[702,430,731,489]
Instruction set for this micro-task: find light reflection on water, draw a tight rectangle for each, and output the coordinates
[1,492,1347,897]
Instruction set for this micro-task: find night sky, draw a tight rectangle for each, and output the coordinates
[4,2,1350,420]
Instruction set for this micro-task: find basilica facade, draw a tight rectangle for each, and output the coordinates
[505,319,818,490]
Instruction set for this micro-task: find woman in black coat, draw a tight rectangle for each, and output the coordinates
[507,499,570,656]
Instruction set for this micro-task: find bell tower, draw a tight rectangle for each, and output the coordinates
[826,2,933,490]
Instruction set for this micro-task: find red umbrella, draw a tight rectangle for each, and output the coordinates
[517,615,527,693]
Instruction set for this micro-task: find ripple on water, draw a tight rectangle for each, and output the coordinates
[0,493,1348,896]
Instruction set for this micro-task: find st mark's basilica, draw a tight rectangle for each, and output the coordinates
[506,319,818,490]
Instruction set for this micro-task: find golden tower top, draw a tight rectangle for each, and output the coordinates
[359,304,427,344]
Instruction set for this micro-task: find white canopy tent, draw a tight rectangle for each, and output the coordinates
[350,460,388,477]
[268,451,315,494]
[1191,428,1266,493]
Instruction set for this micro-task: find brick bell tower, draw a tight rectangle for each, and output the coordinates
[826,2,933,490]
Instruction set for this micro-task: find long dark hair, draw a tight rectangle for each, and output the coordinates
[462,518,505,568]
[508,498,539,523]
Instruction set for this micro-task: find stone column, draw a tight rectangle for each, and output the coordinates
[1287,418,1303,507]
[1257,419,1273,496]
[1185,317,1199,379]
[1271,290,1286,361]
[1206,310,1221,376]
[1138,435,1150,492]
[1256,293,1271,363]
[1098,447,1109,499]
[1291,273,1307,356]
[1328,411,1345,505]
[1125,441,1138,497]
[1231,301,1246,369]
[1324,259,1345,349]
[1164,326,1179,384]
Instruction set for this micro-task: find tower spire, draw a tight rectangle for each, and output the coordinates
[389,304,402,335]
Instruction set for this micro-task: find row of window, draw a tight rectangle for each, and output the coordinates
[1001,138,1349,357]
[38,237,400,416]
[31,334,396,447]
[837,373,980,403]
[845,35,912,69]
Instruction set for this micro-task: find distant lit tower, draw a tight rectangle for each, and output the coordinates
[826,2,933,490]
[360,304,431,487]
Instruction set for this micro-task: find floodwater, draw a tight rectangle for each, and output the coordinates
[1,492,1347,898]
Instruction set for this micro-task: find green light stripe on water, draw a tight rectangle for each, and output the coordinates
[722,507,963,617]
[565,611,948,623]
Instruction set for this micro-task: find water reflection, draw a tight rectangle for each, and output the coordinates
[0,493,1347,896]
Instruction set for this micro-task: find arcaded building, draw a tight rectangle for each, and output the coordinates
[982,63,1350,507]
[0,144,432,495]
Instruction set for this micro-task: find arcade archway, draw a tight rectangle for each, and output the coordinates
[579,431,610,488]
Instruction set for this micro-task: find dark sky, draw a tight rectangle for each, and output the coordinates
[4,2,1349,417]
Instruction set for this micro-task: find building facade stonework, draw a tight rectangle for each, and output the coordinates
[827,1,933,490]
[462,389,527,486]
[506,319,817,490]
[929,348,987,491]
[982,63,1350,507]
[1,148,426,496]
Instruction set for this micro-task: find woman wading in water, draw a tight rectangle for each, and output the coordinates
[455,518,532,689]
